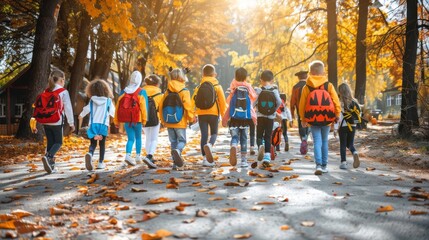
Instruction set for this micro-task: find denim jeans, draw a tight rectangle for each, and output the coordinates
[44,125,63,157]
[338,126,356,162]
[167,128,187,153]
[198,115,219,156]
[310,125,330,166]
[249,121,255,147]
[124,123,142,154]
[230,127,248,153]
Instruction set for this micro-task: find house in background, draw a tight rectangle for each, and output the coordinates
[380,86,402,117]
[0,65,31,135]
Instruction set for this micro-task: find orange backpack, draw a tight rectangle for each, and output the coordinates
[271,126,282,146]
[304,82,336,126]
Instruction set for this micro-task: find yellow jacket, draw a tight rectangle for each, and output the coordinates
[298,75,341,125]
[159,80,194,128]
[114,88,148,126]
[192,76,227,116]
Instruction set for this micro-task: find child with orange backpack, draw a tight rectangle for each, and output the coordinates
[114,70,148,166]
[32,69,75,174]
[79,79,115,171]
[299,61,341,175]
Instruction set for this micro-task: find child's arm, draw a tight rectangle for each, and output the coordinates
[109,99,115,117]
[78,116,83,130]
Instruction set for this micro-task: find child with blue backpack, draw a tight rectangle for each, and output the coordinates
[222,68,257,167]
[255,70,282,167]
[79,79,115,171]
[159,68,195,170]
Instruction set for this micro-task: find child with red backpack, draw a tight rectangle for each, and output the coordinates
[33,69,75,174]
[255,70,282,167]
[299,61,341,175]
[142,74,163,169]
[114,70,148,166]
[222,67,257,167]
[78,79,115,171]
[159,68,195,170]
[192,64,227,167]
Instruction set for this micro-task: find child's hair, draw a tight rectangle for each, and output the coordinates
[309,60,325,75]
[48,69,65,91]
[338,83,356,109]
[202,64,216,76]
[260,70,274,82]
[145,74,161,86]
[85,79,113,98]
[235,67,247,82]
[169,68,187,82]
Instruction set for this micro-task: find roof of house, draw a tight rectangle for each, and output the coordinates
[382,86,401,93]
[0,65,31,95]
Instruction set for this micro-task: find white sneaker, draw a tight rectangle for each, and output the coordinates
[229,145,237,166]
[257,145,264,161]
[239,156,249,168]
[262,155,271,168]
[171,149,184,167]
[202,157,215,167]
[340,162,347,170]
[125,154,136,166]
[321,165,329,173]
[135,155,143,164]
[143,157,157,169]
[353,152,360,168]
[249,146,256,155]
[315,165,322,175]
[204,144,214,163]
[97,162,106,169]
[85,153,93,171]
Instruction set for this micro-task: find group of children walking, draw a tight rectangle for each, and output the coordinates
[33,60,361,175]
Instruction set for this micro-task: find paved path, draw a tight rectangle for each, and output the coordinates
[0,127,428,239]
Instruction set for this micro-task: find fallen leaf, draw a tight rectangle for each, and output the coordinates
[125,219,137,224]
[14,220,47,234]
[128,227,140,233]
[152,179,164,184]
[0,220,15,230]
[142,229,173,240]
[301,221,315,227]
[147,197,177,204]
[4,231,17,238]
[224,182,240,187]
[166,184,178,189]
[384,189,402,197]
[280,225,290,230]
[108,218,118,225]
[333,182,343,185]
[196,209,208,217]
[182,218,195,224]
[409,210,428,215]
[391,177,403,181]
[70,222,79,228]
[233,233,252,239]
[11,209,33,219]
[131,187,147,192]
[251,206,263,211]
[366,167,376,171]
[3,187,17,192]
[142,212,158,222]
[214,175,226,181]
[221,208,238,212]
[133,180,144,185]
[256,201,275,205]
[88,215,108,224]
[50,207,72,215]
[251,162,258,168]
[191,182,202,187]
[208,197,223,201]
[278,166,293,171]
[155,169,170,174]
[70,166,81,171]
[376,205,394,212]
[87,173,99,184]
[3,169,13,173]
[253,178,268,182]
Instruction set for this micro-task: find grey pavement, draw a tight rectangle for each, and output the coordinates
[0,127,428,240]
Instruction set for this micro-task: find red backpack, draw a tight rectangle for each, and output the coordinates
[33,88,65,124]
[117,88,141,123]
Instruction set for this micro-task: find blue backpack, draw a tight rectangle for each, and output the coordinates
[230,86,252,120]
[162,88,186,124]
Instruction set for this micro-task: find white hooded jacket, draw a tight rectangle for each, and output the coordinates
[80,96,115,126]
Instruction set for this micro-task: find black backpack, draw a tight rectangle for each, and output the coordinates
[342,100,362,130]
[162,89,186,124]
[145,93,162,127]
[257,87,277,115]
[195,82,218,109]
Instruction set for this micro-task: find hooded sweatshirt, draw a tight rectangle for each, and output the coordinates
[143,85,163,124]
[298,74,341,124]
[192,76,227,116]
[255,84,282,119]
[114,71,148,125]
[80,96,115,126]
[222,79,258,126]
[159,80,194,129]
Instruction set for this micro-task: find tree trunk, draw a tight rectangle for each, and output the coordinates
[68,10,90,113]
[91,30,116,80]
[16,0,61,140]
[399,0,419,137]
[57,0,69,72]
[354,0,369,105]
[327,0,338,89]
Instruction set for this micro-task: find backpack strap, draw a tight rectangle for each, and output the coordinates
[149,93,162,98]
[102,98,111,126]
[90,100,94,125]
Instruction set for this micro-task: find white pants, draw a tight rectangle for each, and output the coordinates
[143,124,160,155]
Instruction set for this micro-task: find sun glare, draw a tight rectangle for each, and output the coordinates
[236,0,259,10]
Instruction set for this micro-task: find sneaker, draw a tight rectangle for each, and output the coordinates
[85,153,93,171]
[97,161,106,169]
[204,144,214,163]
[42,156,52,174]
[51,166,57,174]
[229,146,237,166]
[250,146,256,155]
[135,155,143,164]
[284,142,289,152]
[340,161,347,170]
[202,157,215,167]
[276,145,280,151]
[314,165,322,175]
[239,155,249,168]
[300,140,308,155]
[125,154,136,166]
[353,152,360,168]
[262,156,271,168]
[257,145,264,161]
[172,164,178,170]
[171,149,184,167]
[143,157,157,169]
[321,165,328,173]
